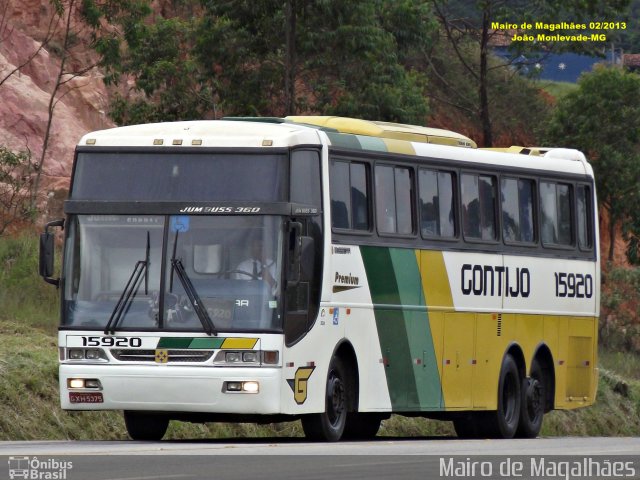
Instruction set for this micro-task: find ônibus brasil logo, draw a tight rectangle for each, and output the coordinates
[8,456,73,480]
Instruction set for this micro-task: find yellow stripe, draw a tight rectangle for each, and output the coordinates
[220,338,259,349]
[382,138,415,155]
[418,250,453,308]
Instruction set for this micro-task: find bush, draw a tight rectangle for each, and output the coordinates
[600,266,640,352]
[0,231,60,332]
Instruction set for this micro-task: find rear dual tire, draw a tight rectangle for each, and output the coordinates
[454,354,530,439]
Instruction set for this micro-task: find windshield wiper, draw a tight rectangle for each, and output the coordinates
[170,230,217,336]
[105,231,150,335]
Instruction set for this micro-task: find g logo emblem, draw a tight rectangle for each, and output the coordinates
[287,366,315,404]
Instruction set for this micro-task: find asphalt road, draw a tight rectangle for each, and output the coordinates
[1,437,639,480]
[1,436,639,456]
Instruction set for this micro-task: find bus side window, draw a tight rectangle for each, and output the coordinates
[540,181,573,247]
[329,159,370,231]
[501,177,535,244]
[462,173,496,241]
[292,150,322,206]
[419,169,456,238]
[375,164,414,235]
[577,185,593,250]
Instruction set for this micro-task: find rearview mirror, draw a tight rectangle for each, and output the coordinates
[39,219,64,287]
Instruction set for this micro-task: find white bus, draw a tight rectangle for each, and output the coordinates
[40,116,599,441]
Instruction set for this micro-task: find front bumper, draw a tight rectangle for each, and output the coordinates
[60,364,282,414]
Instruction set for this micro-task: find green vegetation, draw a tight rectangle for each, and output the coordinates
[546,66,640,263]
[0,233,59,333]
[537,80,578,99]
[92,0,434,124]
[1,232,639,440]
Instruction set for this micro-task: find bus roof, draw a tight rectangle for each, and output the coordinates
[286,116,477,148]
[78,119,592,178]
[78,120,323,149]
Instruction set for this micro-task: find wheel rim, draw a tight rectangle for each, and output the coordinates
[526,378,543,423]
[326,370,345,427]
[502,371,518,425]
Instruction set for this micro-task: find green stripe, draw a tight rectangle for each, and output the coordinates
[189,338,225,349]
[157,337,225,349]
[157,337,193,349]
[355,135,387,152]
[361,246,443,411]
[326,132,362,149]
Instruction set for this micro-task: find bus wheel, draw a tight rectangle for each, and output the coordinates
[301,356,348,442]
[453,414,481,439]
[123,411,169,441]
[343,413,383,440]
[517,361,545,438]
[481,354,521,439]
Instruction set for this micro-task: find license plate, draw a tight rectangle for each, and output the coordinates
[69,392,104,404]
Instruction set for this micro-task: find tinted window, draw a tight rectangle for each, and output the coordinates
[351,163,369,230]
[376,166,396,233]
[330,160,369,231]
[291,150,321,206]
[72,152,287,201]
[540,181,573,246]
[419,169,455,238]
[577,185,592,249]
[376,165,414,235]
[330,161,350,229]
[395,167,413,234]
[501,178,535,243]
[462,173,496,241]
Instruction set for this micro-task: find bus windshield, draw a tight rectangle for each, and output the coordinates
[63,214,284,332]
[71,151,287,202]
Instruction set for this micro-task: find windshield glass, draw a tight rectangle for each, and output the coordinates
[71,151,287,202]
[63,215,283,332]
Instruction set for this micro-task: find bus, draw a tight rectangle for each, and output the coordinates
[39,116,599,441]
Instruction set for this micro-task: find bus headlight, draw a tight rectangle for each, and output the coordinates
[65,348,108,362]
[213,350,279,366]
[242,352,258,363]
[223,381,259,393]
[67,378,102,390]
[68,349,85,360]
[225,352,242,363]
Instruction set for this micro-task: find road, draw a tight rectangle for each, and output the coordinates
[1,436,639,456]
[1,437,639,480]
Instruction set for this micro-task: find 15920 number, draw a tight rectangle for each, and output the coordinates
[554,272,593,298]
[81,336,142,348]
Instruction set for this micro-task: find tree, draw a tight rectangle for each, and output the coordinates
[0,147,36,236]
[429,0,630,147]
[546,66,640,262]
[97,0,435,124]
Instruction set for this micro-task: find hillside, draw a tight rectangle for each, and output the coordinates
[0,0,113,194]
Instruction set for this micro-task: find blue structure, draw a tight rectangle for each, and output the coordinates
[493,48,620,82]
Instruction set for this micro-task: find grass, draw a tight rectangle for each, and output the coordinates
[1,231,639,440]
[537,80,578,99]
[0,232,60,333]
[1,316,638,440]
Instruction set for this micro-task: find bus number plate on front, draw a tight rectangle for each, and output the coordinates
[69,392,104,404]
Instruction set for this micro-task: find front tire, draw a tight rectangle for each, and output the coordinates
[301,356,348,442]
[517,361,546,438]
[124,411,169,441]
[343,413,383,440]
